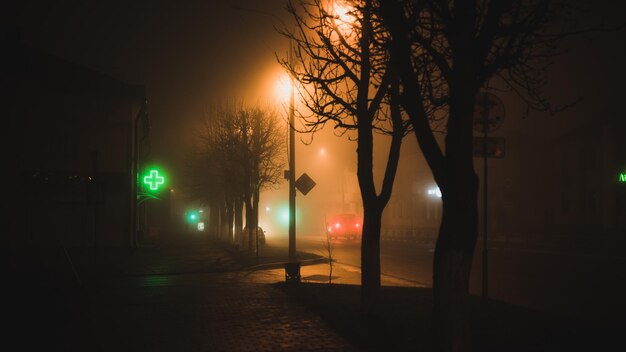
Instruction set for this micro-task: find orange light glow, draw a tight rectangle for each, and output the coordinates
[333,1,354,23]
[331,0,356,37]
[275,72,293,102]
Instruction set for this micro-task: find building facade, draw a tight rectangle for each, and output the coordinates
[4,29,145,249]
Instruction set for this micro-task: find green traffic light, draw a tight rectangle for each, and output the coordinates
[187,211,199,223]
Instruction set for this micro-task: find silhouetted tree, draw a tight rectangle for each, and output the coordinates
[191,104,285,253]
[194,104,245,241]
[379,1,581,350]
[239,107,286,254]
[280,0,410,315]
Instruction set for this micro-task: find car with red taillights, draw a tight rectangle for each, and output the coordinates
[326,213,361,240]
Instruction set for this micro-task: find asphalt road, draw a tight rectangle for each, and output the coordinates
[267,234,626,322]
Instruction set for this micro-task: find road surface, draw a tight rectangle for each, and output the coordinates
[267,234,626,321]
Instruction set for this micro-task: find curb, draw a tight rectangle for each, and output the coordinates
[243,257,329,271]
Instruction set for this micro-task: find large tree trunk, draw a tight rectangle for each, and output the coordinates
[219,199,228,240]
[245,196,254,254]
[226,197,234,243]
[252,186,260,256]
[434,177,479,352]
[433,70,480,351]
[360,203,382,315]
[234,197,243,250]
[209,200,220,238]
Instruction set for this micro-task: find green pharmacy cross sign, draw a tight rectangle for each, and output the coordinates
[620,172,626,183]
[143,168,166,191]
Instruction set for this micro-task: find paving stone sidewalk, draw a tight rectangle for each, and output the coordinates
[7,235,360,351]
[83,271,359,352]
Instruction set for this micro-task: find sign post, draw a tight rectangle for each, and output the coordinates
[473,137,505,158]
[473,91,505,301]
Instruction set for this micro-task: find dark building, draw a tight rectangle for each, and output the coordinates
[3,28,147,250]
[380,101,626,250]
[546,117,626,238]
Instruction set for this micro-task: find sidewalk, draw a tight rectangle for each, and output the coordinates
[7,235,361,352]
[83,271,358,351]
[6,233,620,351]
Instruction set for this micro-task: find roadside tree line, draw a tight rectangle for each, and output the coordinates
[187,104,285,254]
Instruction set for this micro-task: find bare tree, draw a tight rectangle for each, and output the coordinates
[193,104,246,241]
[280,0,410,315]
[379,1,583,350]
[188,103,285,253]
[240,107,286,254]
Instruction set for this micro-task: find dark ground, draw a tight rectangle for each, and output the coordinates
[4,235,623,351]
[275,282,621,352]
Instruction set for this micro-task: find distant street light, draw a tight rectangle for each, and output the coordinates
[427,187,442,198]
[276,72,293,102]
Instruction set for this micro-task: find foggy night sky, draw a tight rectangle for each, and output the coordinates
[5,0,626,230]
[8,0,302,182]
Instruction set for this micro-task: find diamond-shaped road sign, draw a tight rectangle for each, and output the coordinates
[295,173,316,195]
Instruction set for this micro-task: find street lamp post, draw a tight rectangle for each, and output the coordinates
[285,40,301,282]
[232,5,300,282]
[289,66,296,261]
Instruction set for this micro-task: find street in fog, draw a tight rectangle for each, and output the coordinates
[269,235,626,320]
[7,0,626,350]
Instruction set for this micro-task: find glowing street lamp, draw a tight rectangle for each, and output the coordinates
[331,1,356,36]
[276,72,293,102]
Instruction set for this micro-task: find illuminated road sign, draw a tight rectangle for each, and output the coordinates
[295,173,316,195]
